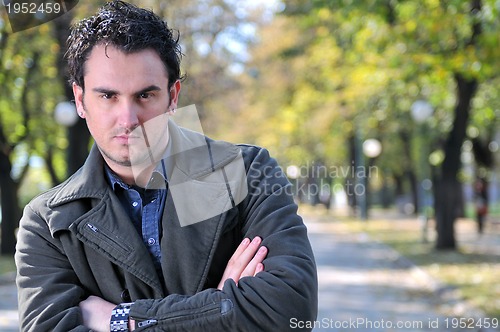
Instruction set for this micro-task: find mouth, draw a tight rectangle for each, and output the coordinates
[114,134,141,144]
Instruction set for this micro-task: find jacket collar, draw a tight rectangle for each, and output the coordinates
[48,120,241,207]
[163,119,241,183]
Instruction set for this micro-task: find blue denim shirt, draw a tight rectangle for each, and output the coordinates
[105,164,167,277]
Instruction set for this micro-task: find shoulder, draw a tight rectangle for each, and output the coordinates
[236,144,288,186]
[25,181,66,212]
[236,144,276,166]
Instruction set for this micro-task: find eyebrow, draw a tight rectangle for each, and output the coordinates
[136,85,162,95]
[92,87,118,95]
[91,85,162,95]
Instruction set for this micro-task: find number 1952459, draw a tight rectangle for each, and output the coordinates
[445,317,499,329]
[3,1,63,14]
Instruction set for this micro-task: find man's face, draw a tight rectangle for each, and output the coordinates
[73,44,180,175]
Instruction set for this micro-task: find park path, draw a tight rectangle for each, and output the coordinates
[307,214,499,332]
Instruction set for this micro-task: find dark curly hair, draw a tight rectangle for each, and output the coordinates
[66,0,183,89]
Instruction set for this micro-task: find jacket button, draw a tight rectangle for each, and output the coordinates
[121,289,131,302]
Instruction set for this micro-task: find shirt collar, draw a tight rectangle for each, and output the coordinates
[104,161,168,192]
[105,164,128,191]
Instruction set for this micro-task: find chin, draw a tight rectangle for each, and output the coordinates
[115,159,133,167]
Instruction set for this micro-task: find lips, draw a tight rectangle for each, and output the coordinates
[114,134,140,144]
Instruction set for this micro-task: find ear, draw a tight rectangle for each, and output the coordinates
[168,80,182,114]
[72,82,85,118]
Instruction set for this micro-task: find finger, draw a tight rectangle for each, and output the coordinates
[240,246,267,278]
[226,237,262,279]
[226,237,255,273]
[254,263,264,275]
[227,236,262,277]
[230,237,251,261]
[217,237,262,290]
[217,237,252,290]
[234,236,262,268]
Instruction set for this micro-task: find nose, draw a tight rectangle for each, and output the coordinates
[118,99,140,130]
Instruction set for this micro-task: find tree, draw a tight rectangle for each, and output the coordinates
[0,16,67,254]
[52,11,91,178]
[223,0,499,249]
[392,0,498,249]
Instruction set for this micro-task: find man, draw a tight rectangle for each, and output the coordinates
[15,1,318,331]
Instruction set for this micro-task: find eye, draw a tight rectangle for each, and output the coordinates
[100,93,114,100]
[139,92,153,99]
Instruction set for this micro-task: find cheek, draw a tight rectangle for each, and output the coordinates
[88,116,115,134]
[141,103,169,121]
[84,118,102,140]
[83,99,113,125]
[83,108,112,136]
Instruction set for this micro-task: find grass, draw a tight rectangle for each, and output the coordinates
[301,205,500,320]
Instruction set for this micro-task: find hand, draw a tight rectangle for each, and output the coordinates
[217,236,268,290]
[79,295,116,332]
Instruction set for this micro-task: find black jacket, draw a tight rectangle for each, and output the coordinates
[15,121,318,331]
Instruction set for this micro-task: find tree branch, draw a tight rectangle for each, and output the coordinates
[17,51,40,145]
[468,0,482,46]
[44,145,61,186]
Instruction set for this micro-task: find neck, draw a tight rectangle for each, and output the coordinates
[106,161,156,188]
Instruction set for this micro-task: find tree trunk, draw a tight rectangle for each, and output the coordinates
[0,152,20,255]
[434,175,461,249]
[400,130,419,214]
[434,74,478,250]
[53,13,91,179]
[345,133,357,213]
[66,121,91,176]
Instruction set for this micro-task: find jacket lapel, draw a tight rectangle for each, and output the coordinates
[48,147,164,294]
[71,193,165,295]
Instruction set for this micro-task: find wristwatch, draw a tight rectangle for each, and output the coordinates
[110,302,133,332]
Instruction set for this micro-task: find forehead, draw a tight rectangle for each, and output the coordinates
[83,44,169,88]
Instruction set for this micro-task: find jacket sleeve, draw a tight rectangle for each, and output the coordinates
[130,147,318,331]
[15,205,90,332]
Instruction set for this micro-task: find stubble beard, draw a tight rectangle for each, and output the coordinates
[81,102,150,168]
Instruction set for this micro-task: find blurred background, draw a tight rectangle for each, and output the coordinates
[1,0,499,327]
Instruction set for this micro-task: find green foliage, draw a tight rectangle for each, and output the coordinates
[0,21,68,186]
[219,0,499,187]
[2,0,498,203]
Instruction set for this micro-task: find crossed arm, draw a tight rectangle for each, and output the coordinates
[79,236,268,331]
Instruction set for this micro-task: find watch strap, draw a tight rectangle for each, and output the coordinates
[110,302,133,332]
